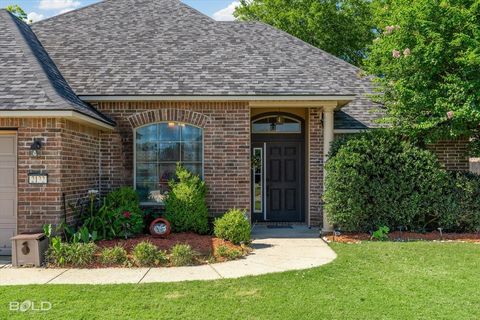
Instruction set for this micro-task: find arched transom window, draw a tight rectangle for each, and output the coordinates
[252,115,302,133]
[135,122,203,203]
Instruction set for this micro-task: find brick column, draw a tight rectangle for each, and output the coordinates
[308,108,323,227]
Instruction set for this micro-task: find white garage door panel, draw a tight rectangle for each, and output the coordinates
[0,134,16,256]
[0,227,15,255]
[0,168,15,187]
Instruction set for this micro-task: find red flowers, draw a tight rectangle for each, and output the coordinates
[123,211,131,219]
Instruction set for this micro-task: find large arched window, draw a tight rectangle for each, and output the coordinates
[135,122,203,203]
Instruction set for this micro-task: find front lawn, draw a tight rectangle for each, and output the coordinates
[1,242,479,319]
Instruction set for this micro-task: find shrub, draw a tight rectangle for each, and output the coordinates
[164,164,209,234]
[324,130,451,232]
[372,226,390,241]
[215,245,243,260]
[106,186,140,208]
[110,206,144,239]
[100,246,128,265]
[214,209,251,244]
[441,172,480,232]
[47,238,97,267]
[132,241,167,267]
[170,244,195,266]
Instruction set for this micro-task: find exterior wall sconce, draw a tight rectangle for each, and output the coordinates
[30,138,43,157]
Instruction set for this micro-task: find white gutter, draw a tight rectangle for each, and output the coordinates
[79,95,356,102]
[0,110,115,130]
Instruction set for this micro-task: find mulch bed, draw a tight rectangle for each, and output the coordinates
[324,231,480,244]
[97,232,243,256]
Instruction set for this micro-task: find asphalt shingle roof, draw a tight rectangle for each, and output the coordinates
[31,0,381,129]
[0,9,115,126]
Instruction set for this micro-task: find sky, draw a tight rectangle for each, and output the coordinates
[0,0,240,22]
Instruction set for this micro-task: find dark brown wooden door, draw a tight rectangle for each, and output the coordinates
[266,142,303,221]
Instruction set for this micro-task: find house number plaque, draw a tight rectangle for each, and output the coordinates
[28,173,48,184]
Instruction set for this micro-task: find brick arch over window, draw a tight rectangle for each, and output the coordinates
[127,108,211,129]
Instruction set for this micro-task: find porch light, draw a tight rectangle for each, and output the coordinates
[275,115,285,125]
[29,138,42,157]
[168,122,175,127]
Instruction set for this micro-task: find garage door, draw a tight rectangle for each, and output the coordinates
[0,133,17,255]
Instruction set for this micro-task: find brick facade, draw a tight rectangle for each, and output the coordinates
[1,105,471,233]
[427,138,470,171]
[0,118,101,233]
[93,101,251,217]
[308,108,324,227]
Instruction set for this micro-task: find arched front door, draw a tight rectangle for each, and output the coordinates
[251,113,305,222]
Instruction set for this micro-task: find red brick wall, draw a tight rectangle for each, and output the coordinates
[1,118,63,233]
[60,120,101,224]
[428,138,469,171]
[92,101,251,217]
[0,118,101,233]
[308,108,324,227]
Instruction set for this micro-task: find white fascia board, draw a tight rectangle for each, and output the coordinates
[79,95,357,102]
[0,110,115,130]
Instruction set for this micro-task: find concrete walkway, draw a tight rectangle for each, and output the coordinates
[0,226,336,285]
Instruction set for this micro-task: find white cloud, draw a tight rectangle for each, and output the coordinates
[39,0,81,10]
[58,7,76,14]
[27,12,45,23]
[212,1,240,21]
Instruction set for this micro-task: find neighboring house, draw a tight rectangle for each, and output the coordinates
[0,0,469,254]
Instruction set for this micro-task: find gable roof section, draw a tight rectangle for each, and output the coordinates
[0,9,115,127]
[32,0,382,129]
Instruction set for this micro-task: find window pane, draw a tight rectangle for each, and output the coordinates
[136,163,157,183]
[182,142,202,161]
[184,163,202,177]
[136,141,157,162]
[158,142,180,161]
[182,125,202,142]
[136,183,157,202]
[252,116,301,133]
[159,123,180,141]
[158,163,176,188]
[136,125,158,142]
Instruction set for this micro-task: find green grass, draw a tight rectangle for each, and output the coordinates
[1,242,479,319]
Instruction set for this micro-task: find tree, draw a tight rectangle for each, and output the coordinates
[234,0,376,66]
[5,5,30,23]
[365,0,480,150]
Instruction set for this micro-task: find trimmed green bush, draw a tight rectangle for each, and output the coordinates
[215,245,243,260]
[164,164,209,234]
[324,130,451,232]
[100,246,128,265]
[132,241,167,267]
[170,244,195,266]
[214,209,251,244]
[47,239,97,267]
[110,206,144,239]
[441,171,480,232]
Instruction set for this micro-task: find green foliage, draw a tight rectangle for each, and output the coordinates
[324,130,451,232]
[234,0,375,66]
[105,187,140,208]
[214,209,251,245]
[110,206,144,239]
[47,238,97,267]
[132,241,167,267]
[170,244,195,266]
[365,0,480,150]
[164,164,209,234]
[372,226,390,241]
[215,245,243,261]
[100,246,128,266]
[5,5,29,22]
[440,171,480,232]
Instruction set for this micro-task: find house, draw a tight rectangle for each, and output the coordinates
[0,0,469,255]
